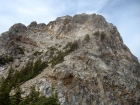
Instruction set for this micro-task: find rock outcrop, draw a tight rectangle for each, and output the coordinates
[0,13,140,105]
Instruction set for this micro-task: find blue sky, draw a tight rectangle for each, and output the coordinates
[0,0,140,61]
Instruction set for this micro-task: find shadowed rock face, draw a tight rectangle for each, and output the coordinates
[9,23,27,35]
[27,21,37,29]
[0,13,140,105]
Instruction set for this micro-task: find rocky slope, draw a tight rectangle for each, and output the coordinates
[0,13,140,105]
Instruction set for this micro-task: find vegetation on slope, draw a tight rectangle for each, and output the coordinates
[0,40,79,105]
[50,41,78,67]
[0,58,59,105]
[10,86,59,105]
[93,31,106,41]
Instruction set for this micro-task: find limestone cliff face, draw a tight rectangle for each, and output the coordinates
[0,13,140,105]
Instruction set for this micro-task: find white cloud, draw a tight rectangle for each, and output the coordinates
[17,7,46,16]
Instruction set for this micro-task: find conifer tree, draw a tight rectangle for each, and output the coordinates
[10,85,22,105]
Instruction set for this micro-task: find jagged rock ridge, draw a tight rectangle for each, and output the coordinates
[0,13,140,105]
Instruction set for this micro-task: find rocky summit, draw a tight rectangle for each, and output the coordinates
[0,13,140,105]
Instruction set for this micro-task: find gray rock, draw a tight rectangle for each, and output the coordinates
[36,23,46,29]
[27,21,37,29]
[9,23,27,35]
[0,13,140,105]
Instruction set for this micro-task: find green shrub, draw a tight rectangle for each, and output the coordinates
[0,56,14,65]
[50,50,65,67]
[18,58,48,83]
[0,57,6,65]
[49,51,54,57]
[8,56,14,62]
[17,47,24,54]
[18,86,60,105]
[0,66,15,105]
[50,41,78,67]
[0,77,59,105]
[4,58,48,86]
[33,51,42,56]
[63,42,72,49]
[93,31,106,41]
[49,46,57,51]
[84,34,90,42]
[0,59,49,105]
[9,85,22,105]
[94,31,100,36]
[15,65,20,68]
[101,32,106,40]
[66,41,78,53]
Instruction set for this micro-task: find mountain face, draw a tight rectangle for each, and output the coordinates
[0,13,140,105]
